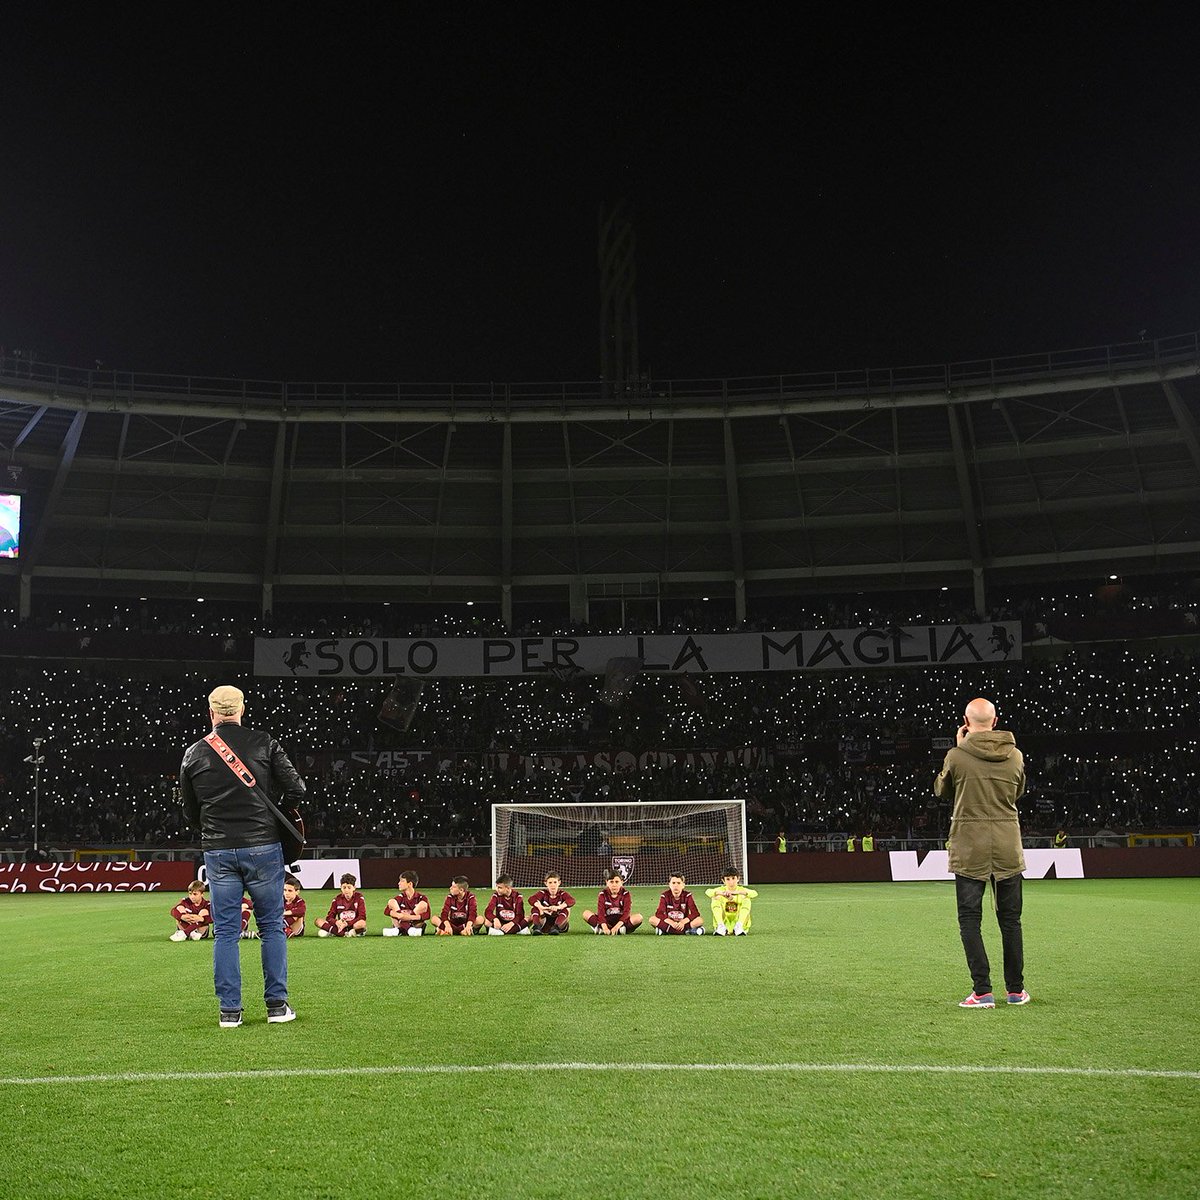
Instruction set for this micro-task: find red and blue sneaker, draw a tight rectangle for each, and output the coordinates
[958,992,996,1008]
[1006,990,1031,1005]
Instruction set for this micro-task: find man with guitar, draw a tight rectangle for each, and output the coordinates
[180,685,306,1028]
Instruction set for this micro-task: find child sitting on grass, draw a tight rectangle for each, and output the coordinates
[484,876,529,934]
[706,868,757,936]
[282,875,306,938]
[382,870,431,937]
[582,869,644,935]
[433,876,484,935]
[169,881,212,941]
[316,874,368,937]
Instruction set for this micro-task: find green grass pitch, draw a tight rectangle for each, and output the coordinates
[2,879,1197,1199]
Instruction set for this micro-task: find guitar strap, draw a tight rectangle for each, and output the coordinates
[204,730,257,787]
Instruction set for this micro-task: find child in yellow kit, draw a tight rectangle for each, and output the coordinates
[706,868,757,936]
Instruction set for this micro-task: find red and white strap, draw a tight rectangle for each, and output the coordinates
[204,730,258,788]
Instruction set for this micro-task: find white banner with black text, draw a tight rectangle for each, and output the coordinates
[254,622,1021,679]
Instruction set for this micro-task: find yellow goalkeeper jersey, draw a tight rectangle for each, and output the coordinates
[705,884,758,917]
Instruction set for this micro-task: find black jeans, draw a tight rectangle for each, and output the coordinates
[955,874,1024,996]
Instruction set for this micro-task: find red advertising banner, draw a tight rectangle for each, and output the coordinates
[0,862,196,893]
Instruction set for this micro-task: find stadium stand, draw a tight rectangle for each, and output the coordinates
[3,338,1199,858]
[1,636,1197,853]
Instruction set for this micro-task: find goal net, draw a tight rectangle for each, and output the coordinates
[491,801,747,891]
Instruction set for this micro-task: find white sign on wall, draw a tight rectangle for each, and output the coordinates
[197,858,361,892]
[888,849,1085,881]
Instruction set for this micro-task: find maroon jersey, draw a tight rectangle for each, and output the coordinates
[170,895,211,924]
[283,897,307,926]
[528,888,576,915]
[484,889,525,925]
[325,892,367,926]
[440,891,478,927]
[655,888,700,925]
[388,890,430,927]
[598,886,632,925]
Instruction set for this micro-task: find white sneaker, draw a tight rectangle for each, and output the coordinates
[266,1003,297,1024]
[318,929,330,938]
[616,924,626,934]
[692,927,704,935]
[714,925,727,936]
[381,927,400,937]
[407,927,424,937]
[733,922,746,936]
[169,930,187,942]
[655,927,664,935]
[189,930,204,941]
[517,927,530,935]
[487,927,504,936]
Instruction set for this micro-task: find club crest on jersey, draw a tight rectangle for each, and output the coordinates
[612,856,635,882]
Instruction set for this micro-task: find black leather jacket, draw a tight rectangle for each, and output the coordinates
[179,723,306,851]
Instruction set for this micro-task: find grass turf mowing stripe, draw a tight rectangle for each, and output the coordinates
[3,1060,1198,1087]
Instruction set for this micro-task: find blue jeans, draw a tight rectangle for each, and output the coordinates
[204,843,288,1011]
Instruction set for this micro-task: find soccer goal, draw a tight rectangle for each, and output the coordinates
[73,847,138,863]
[491,800,747,890]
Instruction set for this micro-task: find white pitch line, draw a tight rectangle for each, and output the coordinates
[1,1061,1198,1088]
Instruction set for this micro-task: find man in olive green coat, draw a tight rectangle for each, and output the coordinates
[934,697,1030,1008]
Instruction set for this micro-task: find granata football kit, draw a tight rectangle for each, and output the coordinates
[654,887,702,932]
[170,895,212,939]
[527,887,576,933]
[484,889,527,933]
[590,886,637,931]
[283,895,306,937]
[439,891,479,932]
[324,891,367,935]
[387,890,430,934]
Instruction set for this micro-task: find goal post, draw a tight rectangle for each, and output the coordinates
[491,800,748,891]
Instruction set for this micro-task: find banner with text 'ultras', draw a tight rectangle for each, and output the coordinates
[254,622,1021,679]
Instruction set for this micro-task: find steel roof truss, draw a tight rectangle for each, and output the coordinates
[345,421,444,470]
[787,410,893,460]
[572,422,666,469]
[1011,389,1123,443]
[123,414,228,466]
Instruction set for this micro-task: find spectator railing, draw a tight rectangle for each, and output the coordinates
[3,331,1198,415]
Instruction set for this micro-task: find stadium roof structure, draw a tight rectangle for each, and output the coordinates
[2,333,1199,622]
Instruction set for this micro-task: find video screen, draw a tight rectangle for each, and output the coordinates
[0,493,20,558]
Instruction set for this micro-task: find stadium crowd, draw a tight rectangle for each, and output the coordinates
[1,640,1197,850]
[4,576,1198,642]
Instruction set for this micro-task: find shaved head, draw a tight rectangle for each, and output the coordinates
[964,697,997,729]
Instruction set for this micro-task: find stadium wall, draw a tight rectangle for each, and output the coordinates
[0,862,196,892]
[360,856,492,890]
[356,849,1196,887]
[746,849,1199,882]
[0,849,1194,896]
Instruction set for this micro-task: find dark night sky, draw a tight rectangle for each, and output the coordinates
[3,6,1198,383]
